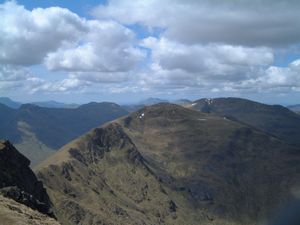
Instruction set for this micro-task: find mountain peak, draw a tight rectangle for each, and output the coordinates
[189,97,300,146]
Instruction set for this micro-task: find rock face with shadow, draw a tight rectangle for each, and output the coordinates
[0,140,53,216]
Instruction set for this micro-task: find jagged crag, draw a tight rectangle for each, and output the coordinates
[0,140,52,215]
[0,140,61,224]
[35,103,300,225]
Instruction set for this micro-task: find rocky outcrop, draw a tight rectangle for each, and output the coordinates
[0,140,52,216]
[0,195,60,225]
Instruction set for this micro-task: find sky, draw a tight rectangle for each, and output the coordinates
[0,0,300,104]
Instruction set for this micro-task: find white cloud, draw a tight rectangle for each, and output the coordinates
[254,60,300,89]
[141,37,274,83]
[45,20,146,73]
[1,0,300,98]
[0,65,30,81]
[137,36,300,95]
[0,1,85,65]
[0,65,50,92]
[0,1,145,73]
[93,0,300,47]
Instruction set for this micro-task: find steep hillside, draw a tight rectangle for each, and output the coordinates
[0,102,128,166]
[37,122,207,225]
[37,104,300,225]
[189,97,300,146]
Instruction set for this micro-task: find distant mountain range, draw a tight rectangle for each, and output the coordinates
[0,97,79,109]
[0,102,128,166]
[30,101,79,109]
[0,97,190,111]
[35,102,300,225]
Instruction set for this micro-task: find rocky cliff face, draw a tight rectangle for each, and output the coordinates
[0,140,52,215]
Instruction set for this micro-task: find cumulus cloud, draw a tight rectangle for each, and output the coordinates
[45,21,146,73]
[0,1,145,73]
[136,36,300,95]
[93,0,300,47]
[27,77,90,93]
[246,59,300,90]
[0,1,85,65]
[1,0,300,98]
[88,0,300,97]
[0,65,51,92]
[141,37,274,83]
[0,65,30,81]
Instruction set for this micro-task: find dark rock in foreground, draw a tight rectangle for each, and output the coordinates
[0,140,53,216]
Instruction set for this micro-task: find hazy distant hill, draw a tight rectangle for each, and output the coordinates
[122,98,191,112]
[36,103,300,225]
[288,104,300,112]
[0,97,80,109]
[139,97,169,105]
[172,98,192,105]
[31,100,79,109]
[0,102,128,166]
[0,97,21,109]
[122,98,168,112]
[189,97,300,147]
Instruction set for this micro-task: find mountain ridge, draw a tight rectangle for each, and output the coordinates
[36,103,300,225]
[188,97,300,147]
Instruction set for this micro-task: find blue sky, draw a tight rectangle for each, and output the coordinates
[3,0,107,17]
[1,0,300,104]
